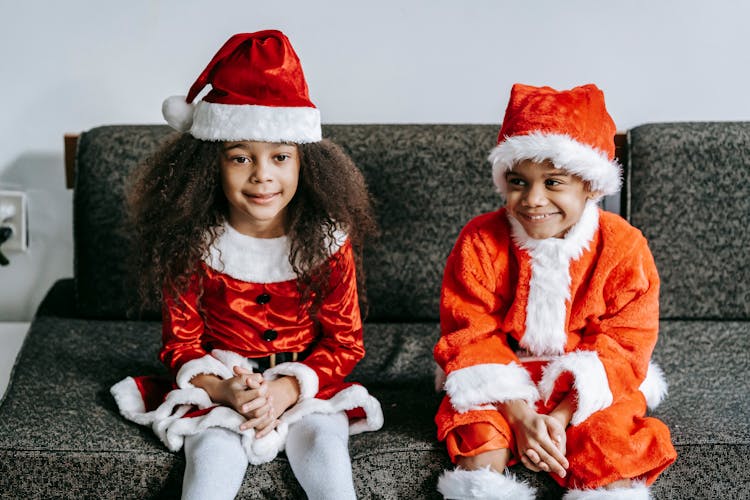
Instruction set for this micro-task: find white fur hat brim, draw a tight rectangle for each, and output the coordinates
[162,96,322,143]
[489,132,621,196]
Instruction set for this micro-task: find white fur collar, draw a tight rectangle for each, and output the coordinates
[508,201,599,355]
[203,222,347,283]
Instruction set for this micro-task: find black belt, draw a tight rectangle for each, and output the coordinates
[252,352,303,371]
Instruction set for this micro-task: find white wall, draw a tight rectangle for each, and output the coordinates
[1,0,749,321]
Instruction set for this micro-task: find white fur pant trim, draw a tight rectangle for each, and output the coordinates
[286,411,355,500]
[437,467,536,500]
[563,481,650,500]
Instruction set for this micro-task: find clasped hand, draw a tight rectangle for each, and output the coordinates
[193,366,300,438]
[499,400,569,478]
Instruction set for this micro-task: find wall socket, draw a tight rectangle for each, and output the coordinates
[0,190,28,252]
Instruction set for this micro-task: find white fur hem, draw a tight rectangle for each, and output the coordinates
[539,350,613,425]
[445,363,539,413]
[639,361,668,410]
[437,467,536,500]
[263,361,320,400]
[111,378,382,465]
[281,384,384,435]
[563,481,650,499]
[489,132,621,196]
[189,101,322,143]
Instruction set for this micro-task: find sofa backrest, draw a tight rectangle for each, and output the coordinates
[626,122,750,320]
[73,124,503,320]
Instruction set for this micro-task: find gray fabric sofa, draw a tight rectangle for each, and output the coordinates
[0,123,747,499]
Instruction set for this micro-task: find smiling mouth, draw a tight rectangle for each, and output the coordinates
[521,212,558,221]
[245,192,280,204]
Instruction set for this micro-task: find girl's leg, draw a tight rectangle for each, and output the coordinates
[182,427,249,500]
[285,411,356,500]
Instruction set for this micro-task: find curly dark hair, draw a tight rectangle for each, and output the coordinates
[127,133,378,317]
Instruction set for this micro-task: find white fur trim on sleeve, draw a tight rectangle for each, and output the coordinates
[444,363,539,413]
[263,361,319,400]
[539,350,613,425]
[639,361,668,410]
[210,349,257,373]
[175,353,235,389]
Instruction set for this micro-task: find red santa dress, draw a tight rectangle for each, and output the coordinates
[111,223,383,464]
[434,202,677,489]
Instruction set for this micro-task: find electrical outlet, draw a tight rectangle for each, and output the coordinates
[0,190,28,252]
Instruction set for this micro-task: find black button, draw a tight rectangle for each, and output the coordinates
[262,329,278,341]
[256,293,271,305]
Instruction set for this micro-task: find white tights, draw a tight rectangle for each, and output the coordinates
[181,411,355,500]
[286,411,356,500]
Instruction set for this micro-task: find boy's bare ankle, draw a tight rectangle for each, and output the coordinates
[604,479,633,489]
[456,449,510,473]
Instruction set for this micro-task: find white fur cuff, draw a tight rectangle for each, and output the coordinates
[175,353,235,389]
[563,481,650,500]
[437,467,536,500]
[539,350,613,425]
[639,361,668,410]
[445,363,539,413]
[263,361,319,400]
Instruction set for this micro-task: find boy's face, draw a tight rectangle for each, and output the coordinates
[505,159,596,239]
[220,140,300,238]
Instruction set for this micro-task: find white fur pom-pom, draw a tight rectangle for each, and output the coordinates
[162,95,194,132]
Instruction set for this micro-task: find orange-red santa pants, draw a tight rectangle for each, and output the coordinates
[435,360,677,490]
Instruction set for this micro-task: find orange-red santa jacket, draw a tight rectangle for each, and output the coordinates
[434,202,667,429]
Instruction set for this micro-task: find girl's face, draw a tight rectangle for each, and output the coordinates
[220,140,300,238]
[505,159,598,239]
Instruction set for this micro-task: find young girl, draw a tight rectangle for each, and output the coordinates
[434,84,677,499]
[110,30,383,500]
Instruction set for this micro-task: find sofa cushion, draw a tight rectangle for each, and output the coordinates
[1,281,566,498]
[73,125,502,321]
[649,319,750,497]
[2,280,748,498]
[627,122,750,320]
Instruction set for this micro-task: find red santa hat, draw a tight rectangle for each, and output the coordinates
[162,30,321,143]
[488,83,620,196]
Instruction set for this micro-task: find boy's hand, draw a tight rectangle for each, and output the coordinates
[547,391,575,457]
[498,400,569,478]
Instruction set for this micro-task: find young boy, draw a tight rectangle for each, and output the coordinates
[434,84,677,499]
